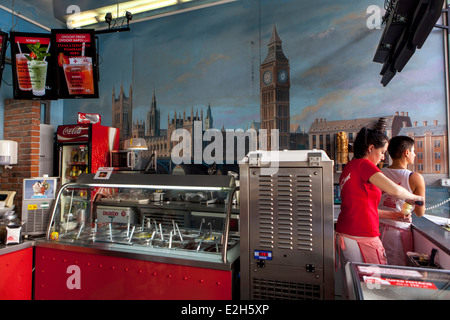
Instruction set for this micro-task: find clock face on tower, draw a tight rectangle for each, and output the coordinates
[263,70,272,85]
[277,69,288,84]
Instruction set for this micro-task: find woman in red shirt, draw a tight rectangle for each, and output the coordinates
[336,122,424,266]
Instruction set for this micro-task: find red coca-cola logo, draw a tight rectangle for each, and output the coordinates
[62,126,85,135]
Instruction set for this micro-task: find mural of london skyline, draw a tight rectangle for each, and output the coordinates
[60,0,447,181]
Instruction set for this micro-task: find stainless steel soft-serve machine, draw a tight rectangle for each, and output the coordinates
[239,150,335,300]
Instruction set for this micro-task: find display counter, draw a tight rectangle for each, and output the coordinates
[34,173,240,300]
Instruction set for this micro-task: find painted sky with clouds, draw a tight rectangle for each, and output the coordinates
[64,0,447,133]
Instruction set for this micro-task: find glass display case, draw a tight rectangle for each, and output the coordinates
[45,173,239,265]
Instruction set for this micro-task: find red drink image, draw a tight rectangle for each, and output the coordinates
[16,53,32,91]
[63,57,94,95]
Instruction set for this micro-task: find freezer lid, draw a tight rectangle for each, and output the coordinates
[240,150,332,166]
[345,262,450,300]
[57,124,90,143]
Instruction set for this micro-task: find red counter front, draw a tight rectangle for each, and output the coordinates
[34,246,233,300]
[0,246,33,300]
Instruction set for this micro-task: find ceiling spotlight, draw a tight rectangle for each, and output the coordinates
[105,12,112,27]
[125,11,133,27]
[126,11,133,21]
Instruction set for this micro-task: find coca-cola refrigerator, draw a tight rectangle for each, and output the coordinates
[56,124,120,185]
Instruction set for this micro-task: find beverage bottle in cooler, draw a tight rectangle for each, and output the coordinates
[72,149,78,162]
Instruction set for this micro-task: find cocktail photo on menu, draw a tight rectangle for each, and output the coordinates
[10,32,57,100]
[51,29,99,99]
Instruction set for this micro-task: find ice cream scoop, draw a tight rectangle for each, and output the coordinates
[401,202,414,215]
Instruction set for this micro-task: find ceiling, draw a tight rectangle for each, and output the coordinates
[51,0,236,29]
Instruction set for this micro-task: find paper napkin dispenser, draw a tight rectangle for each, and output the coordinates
[0,140,18,165]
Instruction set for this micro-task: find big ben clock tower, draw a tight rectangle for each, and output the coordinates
[260,25,290,150]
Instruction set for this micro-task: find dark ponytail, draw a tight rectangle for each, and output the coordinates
[353,118,389,159]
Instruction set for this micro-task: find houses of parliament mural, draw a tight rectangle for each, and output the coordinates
[112,83,213,159]
[112,26,301,162]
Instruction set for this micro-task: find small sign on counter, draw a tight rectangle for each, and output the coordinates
[5,226,21,245]
[94,167,113,180]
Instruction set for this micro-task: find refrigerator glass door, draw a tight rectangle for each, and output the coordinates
[61,145,89,185]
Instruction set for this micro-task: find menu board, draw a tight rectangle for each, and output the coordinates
[51,29,99,99]
[0,31,7,88]
[10,32,57,100]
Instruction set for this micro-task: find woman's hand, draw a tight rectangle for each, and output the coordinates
[391,211,412,222]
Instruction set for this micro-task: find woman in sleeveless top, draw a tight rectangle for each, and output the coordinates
[378,136,425,265]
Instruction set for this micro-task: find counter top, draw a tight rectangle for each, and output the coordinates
[0,240,34,256]
[0,237,240,271]
[33,238,240,271]
[412,215,450,256]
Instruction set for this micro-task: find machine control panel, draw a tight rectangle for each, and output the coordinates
[254,250,272,260]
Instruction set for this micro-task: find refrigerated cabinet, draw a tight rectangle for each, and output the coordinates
[345,262,450,300]
[56,124,120,185]
[35,173,239,300]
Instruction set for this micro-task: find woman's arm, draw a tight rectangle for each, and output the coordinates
[379,208,412,222]
[409,172,426,217]
[369,172,424,204]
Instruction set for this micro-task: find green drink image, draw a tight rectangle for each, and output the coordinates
[27,60,48,96]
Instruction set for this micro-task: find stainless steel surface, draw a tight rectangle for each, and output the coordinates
[223,186,237,262]
[21,177,59,236]
[74,172,235,188]
[412,215,450,257]
[239,150,335,300]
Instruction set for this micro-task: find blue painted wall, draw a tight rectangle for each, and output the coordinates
[0,0,447,137]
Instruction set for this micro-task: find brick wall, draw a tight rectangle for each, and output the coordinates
[1,99,41,215]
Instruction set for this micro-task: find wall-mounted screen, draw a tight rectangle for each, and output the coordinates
[373,0,445,86]
[0,31,7,88]
[10,32,57,100]
[51,29,99,99]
